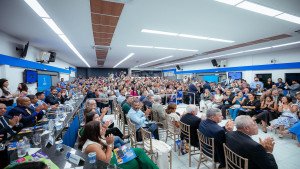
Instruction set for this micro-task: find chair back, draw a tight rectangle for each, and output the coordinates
[140,127,153,154]
[223,143,249,169]
[179,121,191,144]
[166,114,177,133]
[127,118,139,147]
[152,110,159,122]
[197,130,215,161]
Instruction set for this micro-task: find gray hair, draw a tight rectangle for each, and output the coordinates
[235,115,252,130]
[147,93,154,99]
[131,99,140,106]
[154,95,161,102]
[206,108,220,118]
[87,99,96,105]
[186,105,197,114]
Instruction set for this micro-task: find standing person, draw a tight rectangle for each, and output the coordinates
[285,80,300,98]
[59,78,66,88]
[250,77,264,89]
[225,76,234,87]
[275,78,285,90]
[264,78,274,90]
[0,79,17,106]
[225,115,278,169]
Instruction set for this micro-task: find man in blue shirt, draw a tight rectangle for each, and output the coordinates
[127,100,159,140]
[250,77,264,89]
[59,78,66,88]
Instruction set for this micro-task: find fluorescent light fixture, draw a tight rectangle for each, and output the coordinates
[42,18,64,35]
[243,47,272,53]
[208,38,234,43]
[178,34,208,40]
[215,0,243,6]
[272,41,300,48]
[137,55,173,67]
[154,47,177,50]
[276,13,300,24]
[177,49,199,52]
[141,29,178,36]
[59,35,90,67]
[127,45,153,48]
[113,53,135,68]
[236,1,282,17]
[24,0,50,18]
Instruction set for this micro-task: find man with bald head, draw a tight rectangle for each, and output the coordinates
[8,97,43,127]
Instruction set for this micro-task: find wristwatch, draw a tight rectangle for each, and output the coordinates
[108,144,113,148]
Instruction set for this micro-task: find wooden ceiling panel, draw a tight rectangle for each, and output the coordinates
[94,38,112,44]
[95,42,111,46]
[97,55,107,59]
[96,50,108,55]
[90,0,124,16]
[91,13,119,26]
[92,25,115,33]
[93,32,114,39]
[97,61,105,65]
[267,34,291,40]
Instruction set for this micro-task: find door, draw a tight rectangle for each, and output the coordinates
[256,74,272,84]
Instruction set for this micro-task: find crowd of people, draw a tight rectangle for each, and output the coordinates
[0,72,299,168]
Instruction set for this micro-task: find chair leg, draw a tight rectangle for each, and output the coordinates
[213,162,216,169]
[169,150,172,169]
[178,141,182,156]
[189,146,191,167]
[197,153,202,169]
[165,130,168,143]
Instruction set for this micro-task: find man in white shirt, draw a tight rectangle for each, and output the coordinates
[225,76,234,87]
[250,77,264,89]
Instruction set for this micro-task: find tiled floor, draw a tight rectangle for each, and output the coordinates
[106,104,300,169]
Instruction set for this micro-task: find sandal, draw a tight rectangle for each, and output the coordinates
[279,134,283,138]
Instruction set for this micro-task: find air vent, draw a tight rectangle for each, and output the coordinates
[93,45,111,51]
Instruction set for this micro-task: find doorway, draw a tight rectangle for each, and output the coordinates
[256,74,272,84]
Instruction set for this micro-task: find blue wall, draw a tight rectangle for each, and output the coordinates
[162,62,300,74]
[0,54,76,73]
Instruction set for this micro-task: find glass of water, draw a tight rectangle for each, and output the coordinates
[32,133,41,146]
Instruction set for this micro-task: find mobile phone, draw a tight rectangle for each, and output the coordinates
[116,149,125,158]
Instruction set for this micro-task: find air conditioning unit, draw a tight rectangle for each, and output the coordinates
[92,45,111,51]
[37,51,51,63]
[220,60,227,67]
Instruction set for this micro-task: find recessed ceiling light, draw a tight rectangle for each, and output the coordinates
[24,0,50,18]
[137,55,173,67]
[208,38,234,43]
[276,13,300,24]
[154,47,177,50]
[127,45,153,48]
[272,41,300,48]
[113,53,135,68]
[178,34,208,40]
[236,1,282,17]
[141,29,178,36]
[215,0,243,6]
[42,18,64,35]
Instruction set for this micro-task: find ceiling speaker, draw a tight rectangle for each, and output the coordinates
[211,59,219,67]
[176,65,181,70]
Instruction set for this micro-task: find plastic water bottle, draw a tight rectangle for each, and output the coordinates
[48,119,54,131]
[23,136,30,154]
[17,140,26,157]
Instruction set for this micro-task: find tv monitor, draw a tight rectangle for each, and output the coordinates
[24,70,37,83]
[228,72,242,80]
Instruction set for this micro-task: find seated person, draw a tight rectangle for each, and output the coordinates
[229,91,245,120]
[79,121,158,169]
[180,105,205,147]
[255,96,278,133]
[121,95,133,124]
[270,96,298,138]
[211,88,223,109]
[142,94,154,108]
[283,118,300,147]
[199,89,213,112]
[252,84,265,95]
[36,92,57,109]
[226,115,278,169]
[85,99,109,125]
[199,108,234,168]
[127,100,159,140]
[165,103,181,133]
[237,93,260,117]
[8,97,43,127]
[45,88,67,105]
[27,95,49,115]
[9,161,48,169]
[0,103,23,140]
[80,112,126,148]
[151,95,166,127]
[218,90,235,119]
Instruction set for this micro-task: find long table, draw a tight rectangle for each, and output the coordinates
[8,97,111,169]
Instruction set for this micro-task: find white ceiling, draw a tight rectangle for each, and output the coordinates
[0,0,300,68]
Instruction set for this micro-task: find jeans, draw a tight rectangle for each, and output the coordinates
[114,136,126,148]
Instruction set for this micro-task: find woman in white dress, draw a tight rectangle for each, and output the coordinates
[211,88,223,109]
[270,96,299,138]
